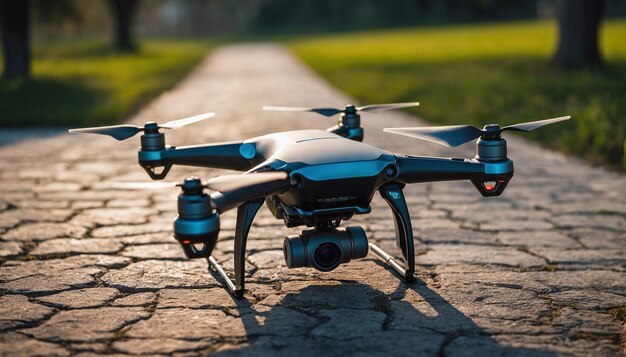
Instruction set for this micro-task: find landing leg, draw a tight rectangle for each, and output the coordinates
[208,199,263,299]
[378,183,415,283]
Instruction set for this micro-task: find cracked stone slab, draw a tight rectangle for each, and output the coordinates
[70,207,157,227]
[444,335,558,357]
[528,247,626,265]
[90,223,173,238]
[0,241,22,257]
[68,342,109,354]
[436,268,626,295]
[550,214,626,229]
[101,260,217,291]
[492,333,621,357]
[479,219,555,231]
[125,308,245,340]
[36,288,120,309]
[0,332,69,356]
[1,222,88,241]
[548,289,626,310]
[262,280,384,310]
[553,307,624,337]
[116,232,174,245]
[311,308,386,340]
[416,244,546,267]
[23,307,151,342]
[415,228,498,244]
[111,292,157,307]
[569,228,625,249]
[112,338,212,355]
[0,255,130,294]
[106,198,152,208]
[247,250,285,269]
[0,208,73,223]
[30,238,124,256]
[13,199,70,209]
[33,182,83,193]
[120,243,186,260]
[496,230,579,248]
[387,285,484,335]
[157,288,238,309]
[0,216,19,230]
[0,295,54,331]
[70,200,104,209]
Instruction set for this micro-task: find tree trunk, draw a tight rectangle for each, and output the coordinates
[553,0,605,69]
[107,0,139,52]
[0,0,31,78]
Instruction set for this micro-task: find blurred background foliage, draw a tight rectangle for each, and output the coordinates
[0,0,625,170]
[290,19,626,170]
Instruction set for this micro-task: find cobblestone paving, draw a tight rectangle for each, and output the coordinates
[1,44,625,356]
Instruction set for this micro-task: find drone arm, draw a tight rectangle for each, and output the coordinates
[161,142,258,170]
[395,155,474,183]
[209,173,291,213]
[395,155,513,197]
[138,141,261,179]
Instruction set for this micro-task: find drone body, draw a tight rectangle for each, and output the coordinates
[70,103,569,299]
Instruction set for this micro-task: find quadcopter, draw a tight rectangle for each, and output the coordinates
[69,103,569,299]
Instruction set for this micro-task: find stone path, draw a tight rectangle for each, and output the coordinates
[0,43,625,356]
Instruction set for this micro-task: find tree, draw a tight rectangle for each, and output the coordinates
[0,0,31,78]
[553,0,605,69]
[107,0,140,52]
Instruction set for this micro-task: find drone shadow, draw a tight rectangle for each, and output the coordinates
[211,269,555,356]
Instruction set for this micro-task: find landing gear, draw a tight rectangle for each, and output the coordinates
[207,199,263,299]
[373,183,416,283]
[209,184,416,300]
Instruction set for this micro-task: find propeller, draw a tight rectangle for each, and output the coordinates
[383,116,570,147]
[262,102,419,117]
[68,112,215,141]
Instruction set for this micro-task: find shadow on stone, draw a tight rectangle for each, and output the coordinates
[211,276,556,356]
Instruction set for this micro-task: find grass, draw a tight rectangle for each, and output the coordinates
[289,19,626,170]
[0,39,211,127]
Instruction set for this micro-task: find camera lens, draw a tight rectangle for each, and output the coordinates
[313,242,341,270]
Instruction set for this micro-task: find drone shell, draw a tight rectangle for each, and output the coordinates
[245,130,397,212]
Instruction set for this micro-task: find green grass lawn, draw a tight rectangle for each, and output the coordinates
[290,19,626,170]
[0,40,211,127]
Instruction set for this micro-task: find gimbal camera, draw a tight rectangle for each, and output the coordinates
[70,103,569,299]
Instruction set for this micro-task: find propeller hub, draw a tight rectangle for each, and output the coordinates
[481,124,502,140]
[483,124,500,131]
[341,104,360,128]
[344,105,357,114]
[144,121,160,133]
[181,176,204,195]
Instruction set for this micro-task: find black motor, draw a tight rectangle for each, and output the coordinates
[173,177,220,259]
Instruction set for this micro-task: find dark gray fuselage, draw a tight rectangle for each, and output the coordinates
[244,130,398,218]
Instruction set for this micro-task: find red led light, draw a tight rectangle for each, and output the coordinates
[182,240,191,245]
[483,181,497,191]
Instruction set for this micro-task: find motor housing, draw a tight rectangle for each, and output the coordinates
[173,177,220,258]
